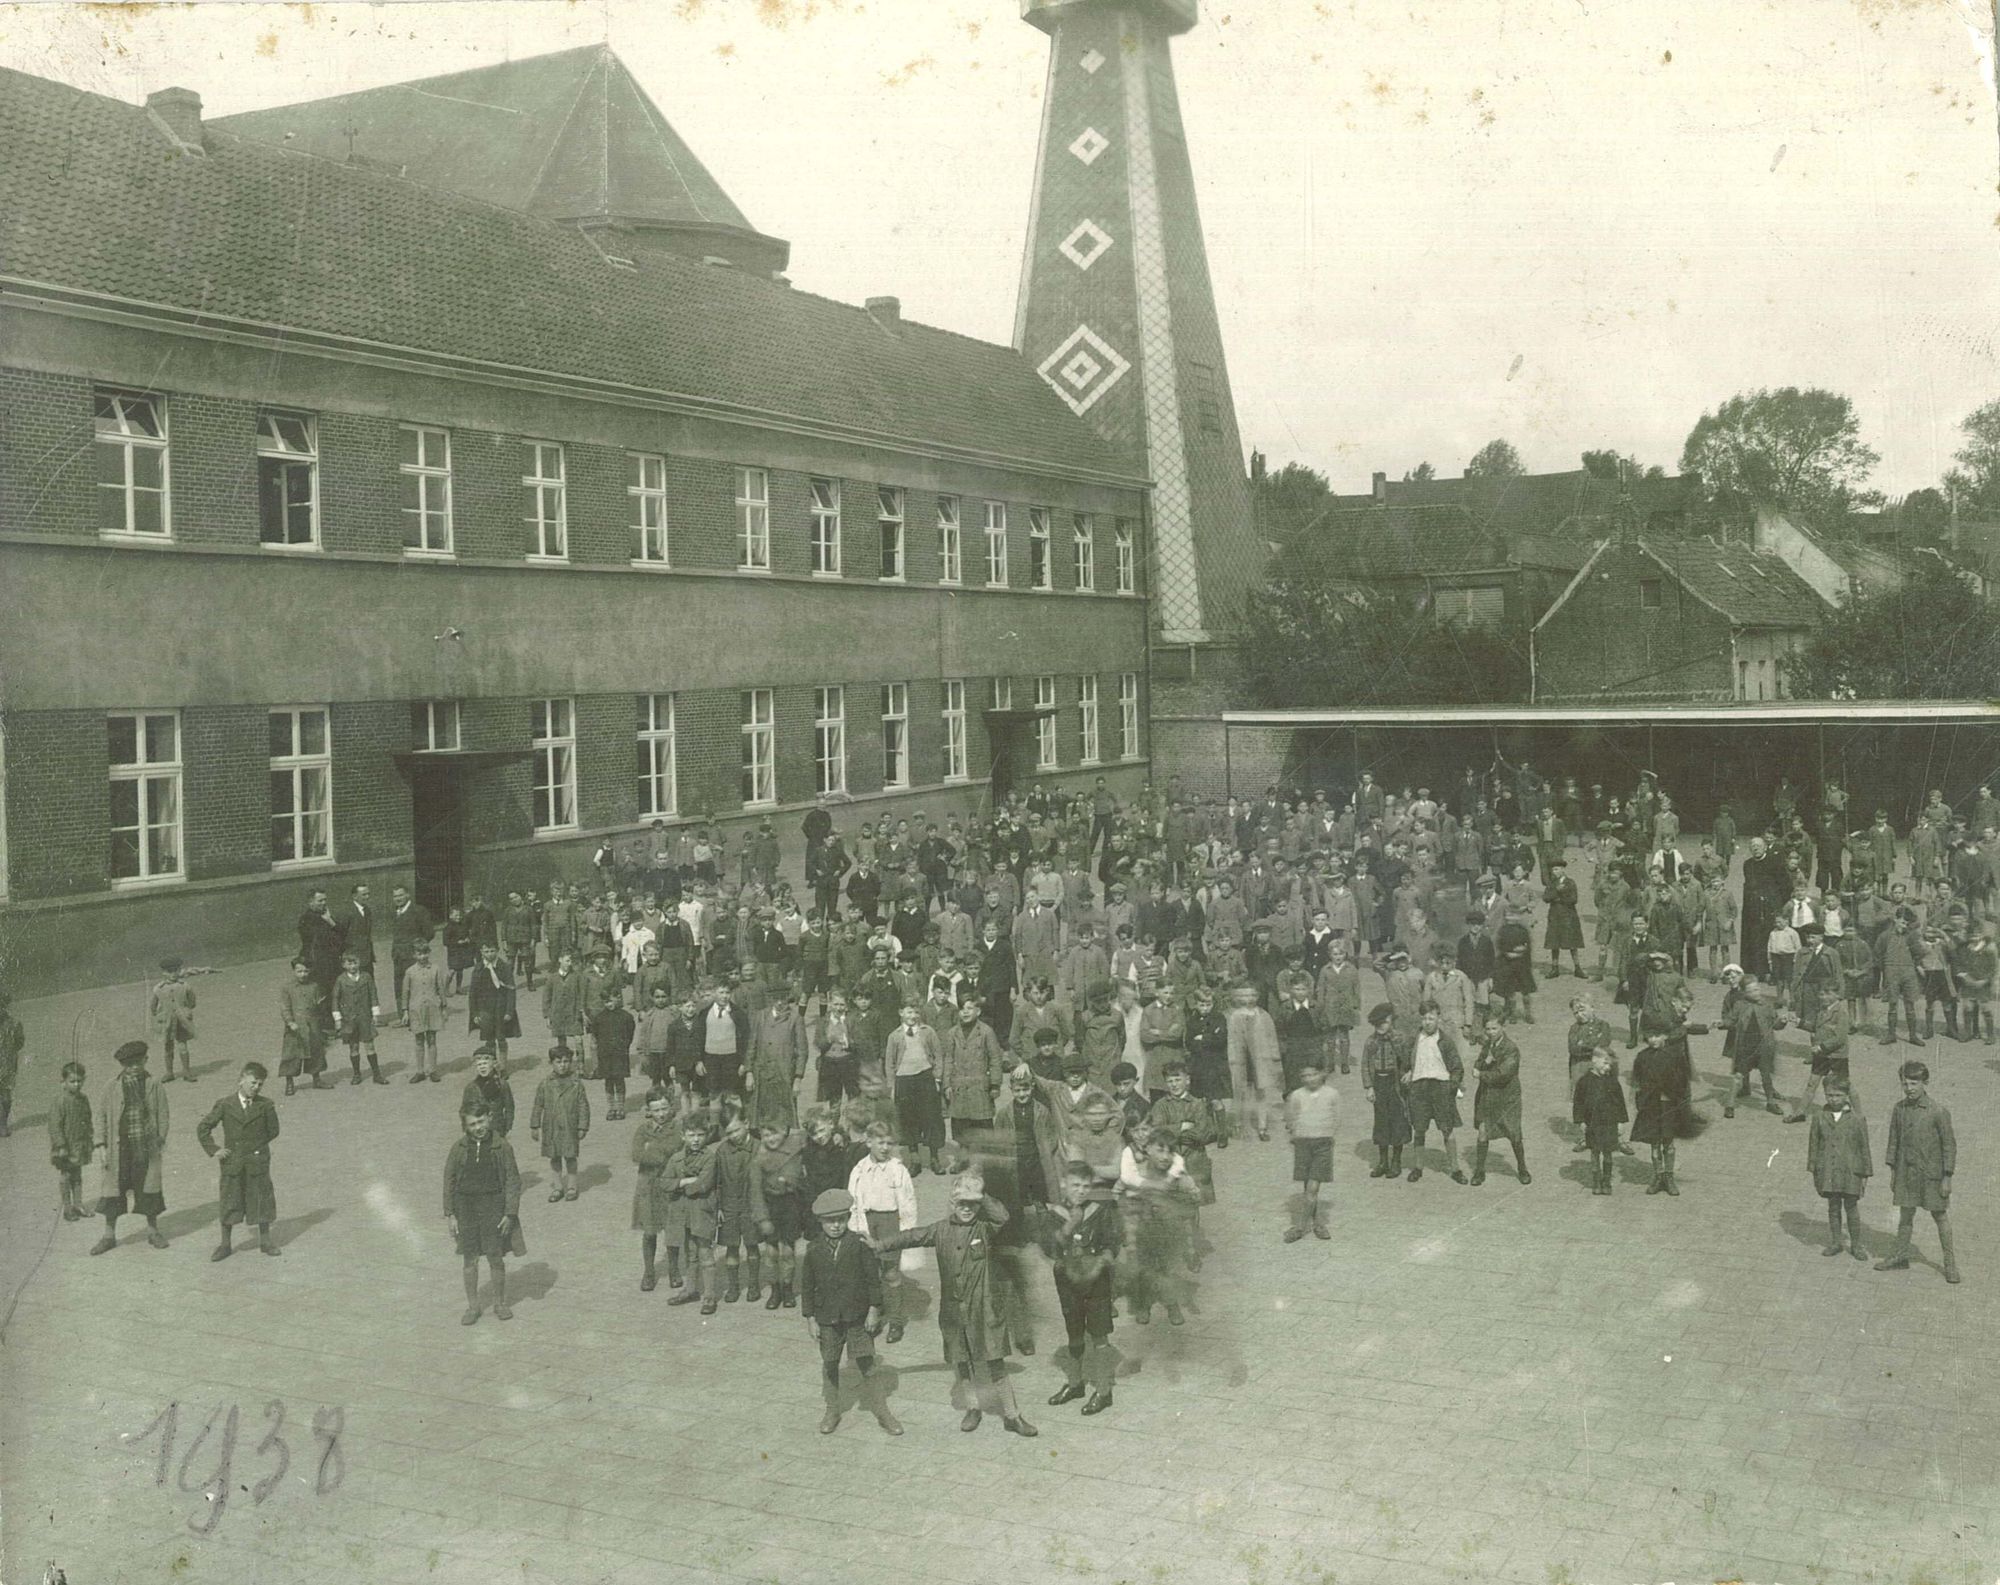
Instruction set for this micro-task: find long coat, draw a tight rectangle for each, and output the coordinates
[881,1196,1015,1362]
[745,1005,808,1131]
[529,1074,591,1161]
[402,961,451,1036]
[1739,851,1790,978]
[939,1018,1006,1122]
[1472,1034,1523,1135]
[196,1092,281,1225]
[96,1071,169,1201]
[541,970,587,1040]
[1884,1094,1956,1213]
[1807,1104,1872,1199]
[630,1114,681,1233]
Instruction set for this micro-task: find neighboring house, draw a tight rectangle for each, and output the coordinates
[1326,467,1701,540]
[1750,505,1906,604]
[1533,538,1831,704]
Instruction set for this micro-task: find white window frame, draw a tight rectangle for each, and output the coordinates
[737,467,771,570]
[937,495,962,585]
[880,683,909,789]
[813,685,847,795]
[1034,675,1058,770]
[984,501,1009,587]
[523,441,568,561]
[1028,507,1053,590]
[1115,521,1136,594]
[630,452,669,565]
[809,477,842,577]
[1119,672,1141,760]
[411,699,461,751]
[269,706,334,868]
[639,693,678,817]
[400,424,453,555]
[1078,675,1100,765]
[941,679,968,783]
[877,486,905,581]
[991,676,1013,712]
[256,410,319,549]
[108,710,183,887]
[1073,513,1096,592]
[741,688,776,806]
[531,697,578,832]
[94,390,170,539]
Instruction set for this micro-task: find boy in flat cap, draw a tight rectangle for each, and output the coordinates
[92,1041,170,1253]
[798,1187,901,1436]
[196,1061,282,1259]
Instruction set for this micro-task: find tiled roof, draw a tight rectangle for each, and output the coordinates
[0,64,1139,481]
[1328,468,1695,537]
[1276,504,1590,580]
[1638,538,1829,626]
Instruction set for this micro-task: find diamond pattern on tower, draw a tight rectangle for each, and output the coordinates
[1079,47,1106,74]
[1036,325,1132,415]
[1069,127,1110,165]
[1058,218,1114,271]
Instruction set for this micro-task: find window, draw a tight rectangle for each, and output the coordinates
[108,711,182,884]
[94,391,169,538]
[1433,585,1505,630]
[937,496,962,584]
[400,425,453,553]
[1639,578,1663,611]
[1114,520,1136,593]
[877,486,905,580]
[269,707,333,866]
[638,694,677,817]
[990,676,1013,712]
[741,689,776,806]
[1028,507,1052,590]
[523,442,567,560]
[1078,675,1100,763]
[1034,675,1057,770]
[1073,513,1095,591]
[737,467,771,570]
[984,501,1009,586]
[411,700,460,751]
[942,679,967,782]
[814,686,847,795]
[630,453,669,564]
[530,698,577,831]
[1189,361,1221,434]
[809,477,842,575]
[880,683,909,788]
[1118,672,1140,760]
[257,411,318,547]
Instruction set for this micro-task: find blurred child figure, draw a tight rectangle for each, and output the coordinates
[529,1047,591,1202]
[444,1101,524,1324]
[149,958,196,1083]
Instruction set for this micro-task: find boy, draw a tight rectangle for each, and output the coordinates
[632,1088,683,1291]
[591,979,635,1120]
[1876,1061,1960,1284]
[1108,1061,1149,1132]
[1572,1046,1627,1195]
[635,984,679,1094]
[751,1119,809,1308]
[846,1122,918,1341]
[403,939,451,1084]
[711,1111,759,1303]
[1282,1061,1338,1242]
[1766,914,1800,1011]
[92,1041,170,1253]
[664,1110,721,1310]
[149,958,196,1083]
[196,1061,283,1259]
[443,1102,523,1324]
[799,1188,901,1436]
[1564,994,1617,1148]
[277,957,328,1097]
[1721,977,1783,1119]
[541,950,587,1071]
[1044,1158,1122,1416]
[1807,1076,1871,1259]
[1954,925,1996,1045]
[1402,1004,1468,1185]
[49,1060,93,1220]
[1121,1129,1200,1324]
[528,1047,591,1202]
[466,943,519,1074]
[1470,1011,1530,1185]
[461,1048,516,1138]
[331,950,385,1087]
[1145,1060,1222,1204]
[1224,983,1282,1142]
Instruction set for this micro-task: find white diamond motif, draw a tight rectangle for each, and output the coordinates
[1079,47,1106,74]
[1069,126,1109,166]
[1057,218,1114,271]
[1037,325,1131,416]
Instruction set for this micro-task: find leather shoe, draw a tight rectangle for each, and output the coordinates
[1080,1392,1113,1416]
[1874,1256,1910,1271]
[960,1410,982,1432]
[1003,1417,1038,1438]
[1049,1382,1086,1406]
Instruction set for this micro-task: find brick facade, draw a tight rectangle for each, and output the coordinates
[1534,541,1736,703]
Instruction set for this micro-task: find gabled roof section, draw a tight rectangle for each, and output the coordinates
[1278,504,1590,581]
[0,64,1138,483]
[1329,469,1696,539]
[1637,538,1830,627]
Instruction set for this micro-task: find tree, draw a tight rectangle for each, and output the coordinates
[1679,387,1879,531]
[1465,439,1523,478]
[1237,578,1527,707]
[1403,461,1437,482]
[1897,487,1952,549]
[1782,557,2000,700]
[1943,398,2000,514]
[1252,460,1335,519]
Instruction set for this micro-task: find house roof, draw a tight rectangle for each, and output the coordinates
[211,46,785,263]
[1277,504,1591,581]
[0,62,1140,483]
[1328,468,1695,537]
[1539,537,1828,631]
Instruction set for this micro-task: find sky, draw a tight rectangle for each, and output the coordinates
[1,0,1996,497]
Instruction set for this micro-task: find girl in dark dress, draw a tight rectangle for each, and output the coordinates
[1492,907,1538,1024]
[1359,1003,1411,1178]
[1631,997,1705,1197]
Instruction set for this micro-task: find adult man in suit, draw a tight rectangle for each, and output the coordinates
[339,883,378,993]
[387,883,436,1027]
[296,889,345,1016]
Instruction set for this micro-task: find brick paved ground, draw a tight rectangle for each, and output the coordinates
[4,871,1998,1585]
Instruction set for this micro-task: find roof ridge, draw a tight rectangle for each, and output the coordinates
[209,42,610,122]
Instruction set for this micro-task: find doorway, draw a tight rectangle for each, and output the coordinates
[410,763,466,916]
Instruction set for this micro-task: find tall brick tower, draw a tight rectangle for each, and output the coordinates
[1014,0,1263,649]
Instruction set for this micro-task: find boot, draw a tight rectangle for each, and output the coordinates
[368,1054,387,1085]
[861,1369,903,1435]
[1645,1152,1665,1195]
[1512,1140,1531,1186]
[1389,1147,1403,1178]
[259,1226,281,1256]
[1662,1146,1679,1196]
[1469,1141,1488,1187]
[1369,1147,1387,1179]
[765,1277,784,1311]
[1598,1159,1613,1196]
[820,1379,843,1435]
[1940,1222,1961,1285]
[1824,1206,1845,1256]
[744,1253,761,1304]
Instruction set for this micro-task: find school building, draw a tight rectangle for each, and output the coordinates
[0,51,1160,994]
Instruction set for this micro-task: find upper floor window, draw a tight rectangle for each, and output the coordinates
[937,495,962,585]
[1072,513,1095,592]
[400,425,453,554]
[737,467,770,570]
[809,477,842,576]
[1028,507,1053,590]
[984,501,1009,587]
[1639,578,1663,611]
[1114,521,1136,594]
[95,390,169,538]
[523,442,567,560]
[878,486,905,580]
[257,410,318,547]
[411,699,460,751]
[630,453,669,565]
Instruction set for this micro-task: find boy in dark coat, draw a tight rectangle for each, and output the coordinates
[799,1187,901,1436]
[1876,1061,1959,1283]
[92,1041,170,1253]
[466,944,520,1074]
[528,1047,591,1202]
[1572,1045,1627,1195]
[1469,1014,1529,1186]
[1360,1002,1410,1179]
[1044,1159,1123,1416]
[196,1061,283,1259]
[1807,1077,1871,1259]
[49,1060,94,1220]
[444,1102,525,1324]
[460,1049,516,1138]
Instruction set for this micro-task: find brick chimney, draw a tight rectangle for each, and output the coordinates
[865,296,902,332]
[146,86,205,153]
[1371,472,1387,505]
